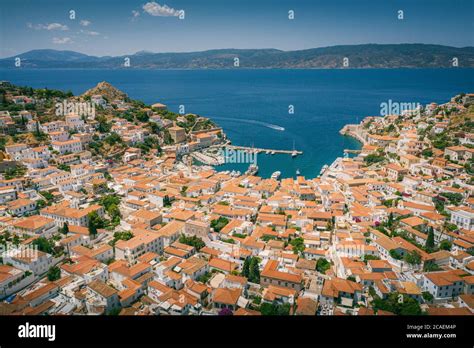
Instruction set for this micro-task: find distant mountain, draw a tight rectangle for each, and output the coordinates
[4,49,102,65]
[1,44,473,69]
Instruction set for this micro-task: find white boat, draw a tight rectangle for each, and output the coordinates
[271,151,275,155]
[271,171,281,180]
[296,169,300,175]
[291,140,298,157]
[265,150,270,154]
[245,164,259,175]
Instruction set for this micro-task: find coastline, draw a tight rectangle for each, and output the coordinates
[339,124,367,146]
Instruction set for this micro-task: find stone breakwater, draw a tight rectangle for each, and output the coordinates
[339,124,367,145]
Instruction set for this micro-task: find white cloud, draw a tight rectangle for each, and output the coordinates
[80,29,100,36]
[29,22,69,31]
[52,37,72,44]
[80,20,91,27]
[132,10,140,18]
[142,2,182,17]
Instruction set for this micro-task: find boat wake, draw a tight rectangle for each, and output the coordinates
[211,117,285,131]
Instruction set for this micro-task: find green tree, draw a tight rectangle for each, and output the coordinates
[47,266,61,281]
[57,164,71,172]
[372,292,422,315]
[426,226,435,251]
[422,291,434,303]
[260,301,291,316]
[40,191,54,202]
[248,257,261,283]
[32,237,54,254]
[88,211,106,229]
[88,219,97,237]
[210,217,229,232]
[439,239,452,251]
[12,235,20,246]
[242,257,251,278]
[61,222,69,234]
[387,212,394,229]
[163,195,172,207]
[289,237,305,254]
[389,249,403,260]
[109,231,134,246]
[316,258,331,274]
[364,153,385,165]
[440,192,464,206]
[423,260,441,272]
[179,234,205,251]
[97,115,112,133]
[404,250,421,265]
[362,254,381,264]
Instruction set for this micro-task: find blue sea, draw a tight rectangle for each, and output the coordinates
[1,68,473,178]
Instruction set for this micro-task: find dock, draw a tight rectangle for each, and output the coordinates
[343,149,362,154]
[224,145,303,156]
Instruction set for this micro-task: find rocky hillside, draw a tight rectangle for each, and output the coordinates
[82,81,128,101]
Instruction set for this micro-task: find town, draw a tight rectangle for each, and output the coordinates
[0,80,473,316]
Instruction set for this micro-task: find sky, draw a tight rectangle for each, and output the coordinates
[0,0,473,58]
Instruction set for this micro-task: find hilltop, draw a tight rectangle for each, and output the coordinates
[82,81,129,102]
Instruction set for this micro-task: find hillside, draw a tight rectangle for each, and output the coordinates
[1,44,473,69]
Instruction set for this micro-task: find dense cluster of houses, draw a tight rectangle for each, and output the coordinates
[0,84,473,316]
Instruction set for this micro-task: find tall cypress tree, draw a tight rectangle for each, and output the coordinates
[426,226,435,251]
[61,222,69,234]
[242,257,250,278]
[249,258,260,283]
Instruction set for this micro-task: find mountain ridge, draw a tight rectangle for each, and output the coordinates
[2,44,474,69]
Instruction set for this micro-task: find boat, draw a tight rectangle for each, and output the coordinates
[291,140,298,157]
[245,164,259,176]
[265,150,270,154]
[271,151,275,155]
[296,169,300,175]
[271,171,281,180]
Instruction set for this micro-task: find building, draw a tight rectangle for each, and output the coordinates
[115,230,163,264]
[320,278,363,307]
[3,250,55,276]
[10,216,57,237]
[184,220,210,239]
[421,271,466,299]
[86,280,120,314]
[51,139,82,155]
[450,206,474,231]
[169,124,186,144]
[0,265,34,299]
[40,203,104,227]
[6,199,36,216]
[212,287,242,311]
[260,260,303,291]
